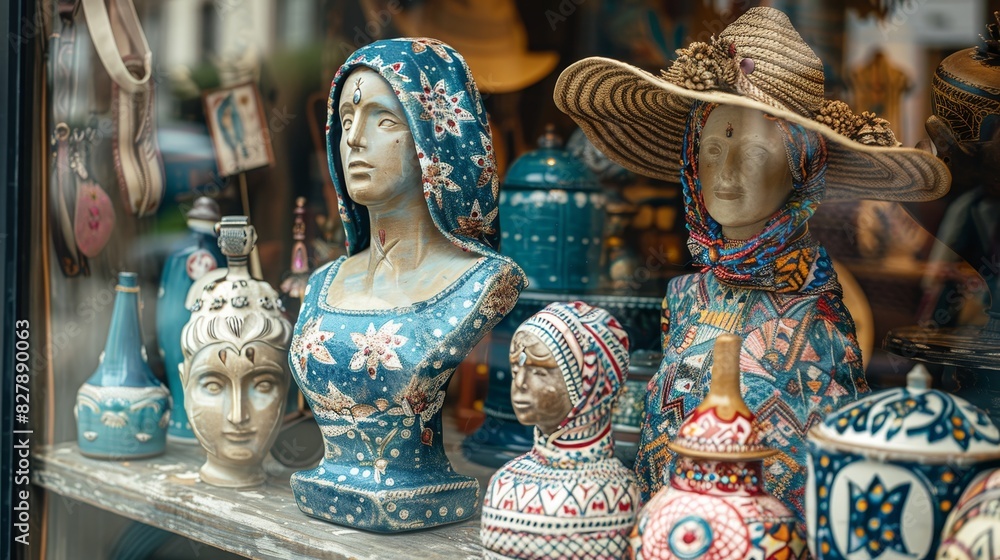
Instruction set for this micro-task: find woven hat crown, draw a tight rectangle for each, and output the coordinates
[665,7,825,116]
[553,6,951,203]
[722,8,824,114]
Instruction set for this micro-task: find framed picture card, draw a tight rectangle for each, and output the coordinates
[202,82,275,177]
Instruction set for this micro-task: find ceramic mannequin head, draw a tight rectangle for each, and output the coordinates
[337,67,423,211]
[181,218,293,487]
[327,38,503,257]
[509,301,630,454]
[698,104,794,240]
[678,100,833,290]
[509,330,572,435]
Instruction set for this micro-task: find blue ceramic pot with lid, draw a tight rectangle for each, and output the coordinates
[157,197,223,443]
[806,365,1000,559]
[499,125,604,292]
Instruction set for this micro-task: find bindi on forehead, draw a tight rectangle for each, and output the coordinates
[353,76,363,104]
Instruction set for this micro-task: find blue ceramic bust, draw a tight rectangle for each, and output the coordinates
[289,38,527,532]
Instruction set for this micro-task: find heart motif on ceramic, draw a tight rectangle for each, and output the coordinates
[74,181,116,257]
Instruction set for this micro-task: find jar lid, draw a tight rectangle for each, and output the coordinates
[809,364,1000,464]
[503,125,601,192]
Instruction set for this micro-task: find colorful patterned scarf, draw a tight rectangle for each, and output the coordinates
[682,101,840,295]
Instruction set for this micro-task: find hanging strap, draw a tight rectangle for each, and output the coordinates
[81,0,164,217]
[80,0,151,94]
[48,0,89,277]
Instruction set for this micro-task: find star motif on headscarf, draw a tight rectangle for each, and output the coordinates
[410,38,453,62]
[420,152,461,207]
[411,71,475,139]
[367,55,410,84]
[470,132,498,191]
[452,199,498,242]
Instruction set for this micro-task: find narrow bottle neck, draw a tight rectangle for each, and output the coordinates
[99,287,151,385]
[225,254,252,281]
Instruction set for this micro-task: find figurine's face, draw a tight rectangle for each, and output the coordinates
[699,105,794,240]
[509,331,572,435]
[337,67,422,207]
[185,341,288,466]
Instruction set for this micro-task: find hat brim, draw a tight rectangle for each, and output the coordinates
[460,51,558,94]
[555,57,951,202]
[394,14,558,93]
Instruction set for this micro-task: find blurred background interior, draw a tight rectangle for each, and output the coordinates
[21,0,999,557]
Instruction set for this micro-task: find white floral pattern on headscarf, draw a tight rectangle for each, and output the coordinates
[326,38,502,256]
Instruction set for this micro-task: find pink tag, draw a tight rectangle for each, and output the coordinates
[74,181,115,257]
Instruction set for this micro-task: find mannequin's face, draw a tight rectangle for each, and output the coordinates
[699,105,794,240]
[185,341,288,467]
[337,67,422,207]
[509,331,572,435]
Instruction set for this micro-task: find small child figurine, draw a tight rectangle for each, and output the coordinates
[481,301,639,559]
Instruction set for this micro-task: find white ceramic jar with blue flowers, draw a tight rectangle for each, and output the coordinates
[806,365,1000,559]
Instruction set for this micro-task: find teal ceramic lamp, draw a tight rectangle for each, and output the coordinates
[75,272,171,459]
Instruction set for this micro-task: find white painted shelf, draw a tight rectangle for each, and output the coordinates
[34,425,499,560]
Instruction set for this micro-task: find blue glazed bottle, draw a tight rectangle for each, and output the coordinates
[156,197,223,443]
[76,272,171,459]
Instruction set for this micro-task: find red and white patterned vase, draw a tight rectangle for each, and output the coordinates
[938,468,1000,559]
[631,333,809,560]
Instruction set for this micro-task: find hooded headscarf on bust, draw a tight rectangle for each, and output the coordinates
[514,301,631,466]
[326,38,503,257]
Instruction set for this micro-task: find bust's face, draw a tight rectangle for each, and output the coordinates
[699,105,794,240]
[509,331,572,435]
[337,67,422,207]
[185,341,288,467]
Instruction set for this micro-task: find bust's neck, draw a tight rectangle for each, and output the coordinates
[366,201,456,279]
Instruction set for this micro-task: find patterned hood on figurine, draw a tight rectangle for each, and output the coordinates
[326,38,502,256]
[516,301,630,464]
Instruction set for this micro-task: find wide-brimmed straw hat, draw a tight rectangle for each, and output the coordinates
[395,0,558,94]
[554,7,950,202]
